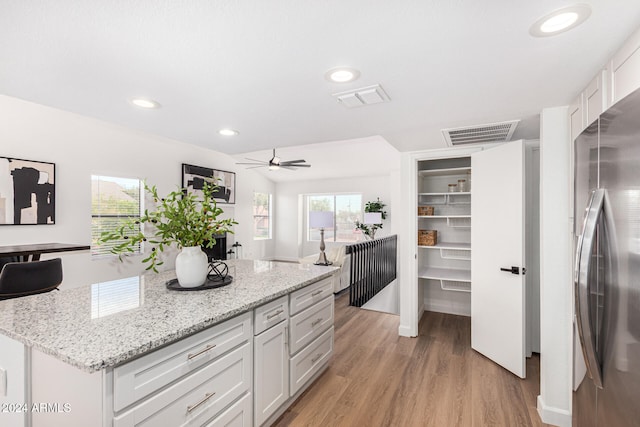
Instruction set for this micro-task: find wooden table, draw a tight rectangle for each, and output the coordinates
[0,243,90,262]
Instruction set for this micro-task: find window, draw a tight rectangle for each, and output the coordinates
[253,192,272,240]
[91,175,142,257]
[307,194,362,243]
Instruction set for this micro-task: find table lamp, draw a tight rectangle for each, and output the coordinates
[309,211,334,265]
[364,212,383,239]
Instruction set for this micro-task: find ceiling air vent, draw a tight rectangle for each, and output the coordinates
[332,84,390,108]
[442,120,520,146]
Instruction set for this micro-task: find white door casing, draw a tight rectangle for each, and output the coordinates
[471,140,526,378]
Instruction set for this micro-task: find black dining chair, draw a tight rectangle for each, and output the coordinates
[0,258,63,300]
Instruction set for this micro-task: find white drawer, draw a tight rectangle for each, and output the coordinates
[289,277,333,316]
[289,327,333,396]
[114,342,252,427]
[204,392,252,427]
[113,311,252,412]
[289,296,334,355]
[254,295,288,335]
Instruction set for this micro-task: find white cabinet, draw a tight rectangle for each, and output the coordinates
[113,343,252,427]
[253,317,289,426]
[254,287,335,426]
[417,157,472,315]
[289,296,334,355]
[569,95,584,143]
[610,26,640,105]
[205,393,252,427]
[9,275,335,427]
[113,312,252,412]
[584,71,607,127]
[289,327,334,396]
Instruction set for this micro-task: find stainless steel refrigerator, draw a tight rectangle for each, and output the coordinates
[573,87,640,426]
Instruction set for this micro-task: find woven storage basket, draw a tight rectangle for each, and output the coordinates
[418,206,434,216]
[418,230,437,246]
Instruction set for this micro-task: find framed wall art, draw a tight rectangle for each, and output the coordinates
[182,163,235,204]
[0,156,55,225]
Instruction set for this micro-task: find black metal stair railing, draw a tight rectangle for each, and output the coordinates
[345,235,397,307]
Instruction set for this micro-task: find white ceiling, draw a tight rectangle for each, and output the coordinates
[1,1,640,162]
[233,135,400,183]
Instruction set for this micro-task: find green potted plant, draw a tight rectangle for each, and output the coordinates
[98,181,237,287]
[354,198,387,240]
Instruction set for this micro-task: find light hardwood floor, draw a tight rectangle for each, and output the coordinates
[273,292,552,427]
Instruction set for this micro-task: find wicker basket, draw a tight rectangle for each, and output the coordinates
[418,206,435,216]
[418,230,437,246]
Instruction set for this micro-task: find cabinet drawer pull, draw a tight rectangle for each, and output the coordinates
[311,353,323,364]
[311,290,323,297]
[187,344,216,360]
[266,309,284,320]
[311,318,323,327]
[186,392,216,413]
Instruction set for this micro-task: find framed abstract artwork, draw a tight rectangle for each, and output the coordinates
[182,163,235,204]
[0,156,55,225]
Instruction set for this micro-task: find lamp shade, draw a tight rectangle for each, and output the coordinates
[309,211,334,228]
[363,212,382,225]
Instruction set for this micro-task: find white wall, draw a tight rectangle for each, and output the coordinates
[538,106,573,427]
[273,174,398,261]
[0,95,275,288]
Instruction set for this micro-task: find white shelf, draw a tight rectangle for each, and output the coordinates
[418,267,471,282]
[418,167,471,177]
[418,242,471,250]
[418,192,471,196]
[417,215,471,219]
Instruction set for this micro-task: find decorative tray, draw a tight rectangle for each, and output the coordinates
[165,275,233,291]
[166,261,232,291]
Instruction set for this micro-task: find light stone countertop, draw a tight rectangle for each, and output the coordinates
[0,259,337,373]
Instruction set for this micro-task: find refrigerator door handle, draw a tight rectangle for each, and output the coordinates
[575,188,605,389]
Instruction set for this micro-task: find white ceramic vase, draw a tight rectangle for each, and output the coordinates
[175,245,208,288]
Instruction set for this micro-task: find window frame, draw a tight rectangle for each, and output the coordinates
[253,191,272,240]
[306,193,362,243]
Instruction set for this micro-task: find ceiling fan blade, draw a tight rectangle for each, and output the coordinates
[245,165,266,169]
[287,164,311,168]
[280,159,306,164]
[236,161,266,165]
[244,157,267,163]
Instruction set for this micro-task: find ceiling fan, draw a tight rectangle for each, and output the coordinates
[237,148,311,171]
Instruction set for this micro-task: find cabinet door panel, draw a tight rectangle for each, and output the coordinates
[254,322,289,426]
[612,29,640,104]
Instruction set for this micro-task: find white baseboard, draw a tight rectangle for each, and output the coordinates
[398,324,416,338]
[537,395,571,427]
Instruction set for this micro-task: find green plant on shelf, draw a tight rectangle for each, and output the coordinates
[98,181,237,272]
[354,198,387,239]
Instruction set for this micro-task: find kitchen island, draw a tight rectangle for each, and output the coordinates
[0,259,338,427]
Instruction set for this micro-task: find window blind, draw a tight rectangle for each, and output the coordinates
[91,175,142,257]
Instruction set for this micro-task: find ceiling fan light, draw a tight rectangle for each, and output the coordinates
[269,165,281,171]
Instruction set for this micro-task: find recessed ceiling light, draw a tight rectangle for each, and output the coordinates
[530,4,591,37]
[218,128,239,136]
[325,67,360,83]
[131,98,161,109]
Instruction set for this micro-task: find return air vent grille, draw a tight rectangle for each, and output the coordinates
[442,120,520,146]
